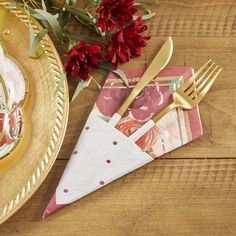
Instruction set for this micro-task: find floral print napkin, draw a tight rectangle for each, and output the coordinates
[43,66,203,217]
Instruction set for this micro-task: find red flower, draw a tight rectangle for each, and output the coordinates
[64,40,104,81]
[96,0,137,32]
[107,17,150,67]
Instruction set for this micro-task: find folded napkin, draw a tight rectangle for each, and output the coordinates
[43,67,203,217]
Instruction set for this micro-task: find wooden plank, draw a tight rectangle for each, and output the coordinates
[152,0,236,37]
[0,159,235,235]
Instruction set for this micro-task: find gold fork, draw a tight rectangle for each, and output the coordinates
[129,59,222,142]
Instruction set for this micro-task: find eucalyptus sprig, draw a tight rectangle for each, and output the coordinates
[15,0,157,101]
[18,0,101,51]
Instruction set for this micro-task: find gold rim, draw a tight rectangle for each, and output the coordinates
[0,2,69,224]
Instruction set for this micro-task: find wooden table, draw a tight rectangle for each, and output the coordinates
[1,0,236,235]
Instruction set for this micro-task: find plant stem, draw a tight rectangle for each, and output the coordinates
[91,76,101,90]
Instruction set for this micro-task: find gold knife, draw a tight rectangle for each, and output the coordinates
[109,36,173,126]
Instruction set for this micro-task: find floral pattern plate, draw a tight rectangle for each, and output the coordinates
[0,3,69,224]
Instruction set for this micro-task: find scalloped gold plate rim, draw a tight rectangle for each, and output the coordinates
[0,2,69,224]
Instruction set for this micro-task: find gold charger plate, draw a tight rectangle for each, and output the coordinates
[0,2,69,224]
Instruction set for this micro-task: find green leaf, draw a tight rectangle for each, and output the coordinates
[92,77,101,90]
[134,2,156,20]
[66,7,91,21]
[66,0,77,5]
[29,27,48,58]
[55,72,67,94]
[64,31,95,44]
[112,69,129,87]
[66,7,101,35]
[60,11,71,27]
[134,12,156,21]
[99,61,116,71]
[28,7,47,21]
[134,2,152,14]
[41,0,47,11]
[94,68,108,76]
[29,22,34,49]
[34,9,63,41]
[74,15,102,35]
[142,12,156,20]
[71,78,92,102]
[99,62,129,87]
[87,0,101,8]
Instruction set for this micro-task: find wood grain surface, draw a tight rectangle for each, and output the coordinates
[1,0,236,235]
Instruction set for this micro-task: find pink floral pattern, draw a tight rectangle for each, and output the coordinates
[0,43,26,158]
[96,83,168,123]
[0,105,23,147]
[116,119,158,151]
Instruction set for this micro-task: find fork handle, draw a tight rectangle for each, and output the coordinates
[129,103,177,143]
[152,102,177,123]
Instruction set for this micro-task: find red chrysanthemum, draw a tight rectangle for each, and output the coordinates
[107,17,150,67]
[64,40,104,81]
[96,0,137,33]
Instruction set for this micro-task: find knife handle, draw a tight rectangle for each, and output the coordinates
[108,75,155,126]
[116,74,151,117]
[117,89,140,117]
[108,81,147,126]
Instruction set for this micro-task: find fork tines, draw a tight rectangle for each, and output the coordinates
[179,59,222,102]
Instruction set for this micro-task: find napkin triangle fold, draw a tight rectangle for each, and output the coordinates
[44,67,203,217]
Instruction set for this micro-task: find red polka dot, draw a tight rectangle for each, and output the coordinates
[99,181,104,185]
[85,126,90,130]
[73,151,78,155]
[113,141,118,145]
[106,160,111,163]
[63,189,69,193]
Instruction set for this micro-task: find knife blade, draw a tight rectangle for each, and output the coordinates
[108,36,173,126]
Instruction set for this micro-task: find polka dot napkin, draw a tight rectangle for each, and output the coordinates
[43,67,203,217]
